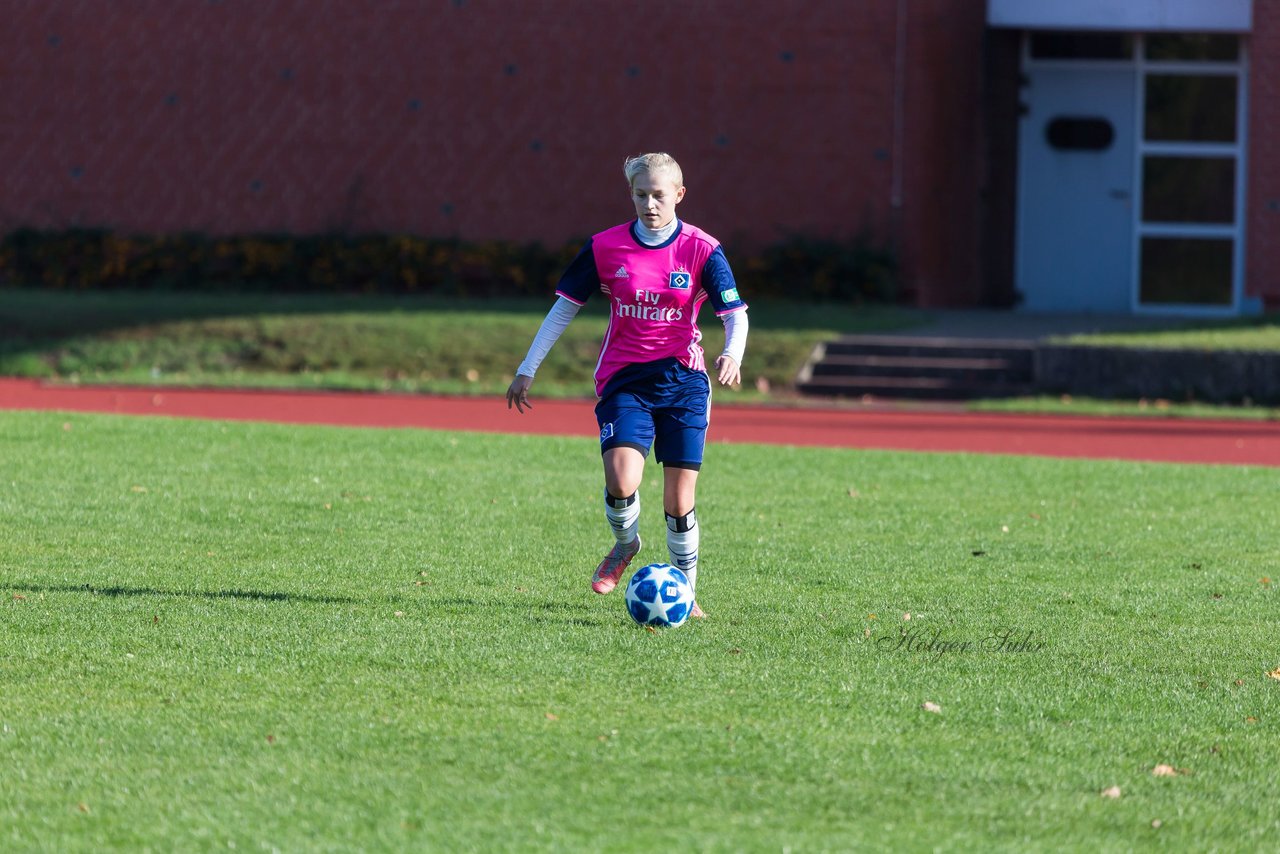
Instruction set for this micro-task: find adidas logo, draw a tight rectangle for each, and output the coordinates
[615,266,628,278]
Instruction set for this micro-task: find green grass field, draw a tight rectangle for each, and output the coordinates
[2,410,1277,851]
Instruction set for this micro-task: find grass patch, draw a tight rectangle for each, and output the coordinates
[0,288,921,399]
[969,396,1280,422]
[1057,317,1280,351]
[1,411,1278,850]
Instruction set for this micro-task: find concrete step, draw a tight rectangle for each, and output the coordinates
[811,353,1030,380]
[798,335,1039,400]
[822,335,1037,368]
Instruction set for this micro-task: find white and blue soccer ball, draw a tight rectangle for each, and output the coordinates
[624,562,695,628]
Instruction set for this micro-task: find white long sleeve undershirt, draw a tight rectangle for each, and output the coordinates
[516,296,581,378]
[720,308,748,367]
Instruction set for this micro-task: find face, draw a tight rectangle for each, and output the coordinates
[630,171,686,229]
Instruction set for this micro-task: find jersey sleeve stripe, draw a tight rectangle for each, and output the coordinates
[555,290,587,306]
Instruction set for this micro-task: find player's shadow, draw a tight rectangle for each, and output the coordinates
[10,582,356,605]
[18,585,615,626]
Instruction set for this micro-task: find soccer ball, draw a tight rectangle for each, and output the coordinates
[624,563,695,627]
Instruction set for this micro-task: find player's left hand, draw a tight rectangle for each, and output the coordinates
[714,355,741,388]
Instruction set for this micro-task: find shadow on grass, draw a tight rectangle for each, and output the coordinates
[12,581,356,605]
[14,584,622,626]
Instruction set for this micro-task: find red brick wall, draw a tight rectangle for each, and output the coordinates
[897,0,989,306]
[0,0,1000,306]
[6,2,1275,310]
[1247,2,1280,309]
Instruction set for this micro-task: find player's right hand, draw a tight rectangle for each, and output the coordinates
[506,375,534,413]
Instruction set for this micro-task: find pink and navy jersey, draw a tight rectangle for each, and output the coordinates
[555,220,747,397]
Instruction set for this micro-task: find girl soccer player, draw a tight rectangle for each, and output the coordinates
[506,152,748,618]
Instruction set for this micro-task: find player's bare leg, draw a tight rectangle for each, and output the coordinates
[664,465,704,617]
[593,447,646,594]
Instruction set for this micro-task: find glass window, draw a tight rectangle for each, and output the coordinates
[1142,156,1235,224]
[1046,117,1114,151]
[1146,34,1239,63]
[1140,237,1233,305]
[1029,32,1134,60]
[1144,74,1237,142]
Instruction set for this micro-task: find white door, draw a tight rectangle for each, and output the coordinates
[1016,66,1136,312]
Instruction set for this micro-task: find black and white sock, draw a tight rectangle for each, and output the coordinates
[665,508,699,590]
[605,490,640,546]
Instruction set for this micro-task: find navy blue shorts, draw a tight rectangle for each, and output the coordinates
[595,359,710,470]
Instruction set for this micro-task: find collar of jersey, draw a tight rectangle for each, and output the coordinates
[628,219,683,250]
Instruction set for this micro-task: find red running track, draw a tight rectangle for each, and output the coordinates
[2,378,1279,467]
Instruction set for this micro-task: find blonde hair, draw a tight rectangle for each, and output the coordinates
[623,152,684,188]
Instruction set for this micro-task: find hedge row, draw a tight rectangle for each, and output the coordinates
[0,228,898,302]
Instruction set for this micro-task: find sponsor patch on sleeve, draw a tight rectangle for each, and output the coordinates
[721,287,740,303]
